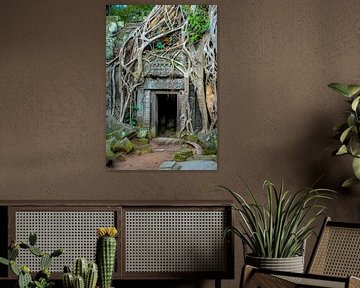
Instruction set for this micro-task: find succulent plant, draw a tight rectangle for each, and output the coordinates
[0,232,63,288]
[62,259,98,288]
[96,227,118,288]
[73,275,85,288]
[74,258,88,280]
[85,262,98,288]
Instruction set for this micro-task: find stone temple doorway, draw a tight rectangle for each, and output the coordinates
[151,91,180,137]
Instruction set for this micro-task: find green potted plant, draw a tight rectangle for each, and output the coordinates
[0,232,63,288]
[328,82,360,187]
[221,179,334,273]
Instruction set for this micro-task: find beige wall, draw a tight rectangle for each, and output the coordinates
[1,0,360,287]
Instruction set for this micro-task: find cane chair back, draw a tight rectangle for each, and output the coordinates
[241,217,360,288]
[307,217,360,278]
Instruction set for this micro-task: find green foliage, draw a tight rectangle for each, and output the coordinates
[124,103,139,126]
[32,278,54,288]
[328,83,360,187]
[0,233,63,288]
[107,5,154,23]
[155,41,165,50]
[221,179,334,258]
[186,6,210,44]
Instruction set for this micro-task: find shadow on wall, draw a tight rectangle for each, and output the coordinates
[263,111,360,221]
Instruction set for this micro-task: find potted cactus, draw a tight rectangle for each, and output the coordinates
[62,258,98,288]
[0,232,64,288]
[96,227,118,288]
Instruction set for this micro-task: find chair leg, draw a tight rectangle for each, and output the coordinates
[240,265,296,288]
[240,265,255,288]
[215,278,221,288]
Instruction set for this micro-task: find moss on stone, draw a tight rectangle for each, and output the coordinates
[190,154,217,162]
[114,153,126,161]
[174,148,193,162]
[184,134,200,143]
[132,138,149,147]
[134,144,152,156]
[112,137,134,154]
[106,143,116,159]
[202,148,217,155]
[137,128,148,139]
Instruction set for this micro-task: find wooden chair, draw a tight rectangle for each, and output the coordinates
[241,217,360,288]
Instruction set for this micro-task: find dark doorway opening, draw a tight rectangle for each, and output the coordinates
[157,94,177,137]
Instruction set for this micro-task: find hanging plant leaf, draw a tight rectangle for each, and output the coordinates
[351,96,360,111]
[340,126,353,143]
[352,157,360,179]
[336,145,348,155]
[342,177,360,188]
[349,135,360,156]
[347,85,360,97]
[328,83,351,97]
[347,114,356,128]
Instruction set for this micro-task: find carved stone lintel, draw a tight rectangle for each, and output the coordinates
[144,78,184,90]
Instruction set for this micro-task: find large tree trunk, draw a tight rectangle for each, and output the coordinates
[191,39,208,132]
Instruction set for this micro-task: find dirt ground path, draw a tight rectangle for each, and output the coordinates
[111,143,182,170]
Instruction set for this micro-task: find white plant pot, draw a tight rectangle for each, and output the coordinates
[245,254,305,273]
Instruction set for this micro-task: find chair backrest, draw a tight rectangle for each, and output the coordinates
[307,217,360,277]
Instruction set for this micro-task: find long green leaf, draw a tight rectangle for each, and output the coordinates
[336,144,348,155]
[342,177,360,187]
[221,179,335,258]
[340,126,353,143]
[328,83,351,97]
[347,85,360,97]
[352,96,360,111]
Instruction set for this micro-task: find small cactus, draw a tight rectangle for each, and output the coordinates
[9,247,19,260]
[29,245,44,257]
[74,275,85,288]
[96,227,118,288]
[74,258,88,279]
[29,232,37,246]
[10,260,20,276]
[51,248,64,257]
[85,263,98,288]
[18,269,32,288]
[64,265,72,273]
[41,253,52,270]
[35,268,50,281]
[63,272,74,288]
[63,259,98,288]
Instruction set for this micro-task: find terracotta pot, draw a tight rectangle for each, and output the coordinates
[245,254,305,273]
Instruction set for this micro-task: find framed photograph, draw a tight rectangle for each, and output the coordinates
[106,5,217,170]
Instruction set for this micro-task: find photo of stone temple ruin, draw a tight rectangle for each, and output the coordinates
[106,5,217,170]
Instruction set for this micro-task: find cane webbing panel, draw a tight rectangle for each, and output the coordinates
[15,211,115,272]
[125,210,227,273]
[309,226,360,277]
[277,275,345,288]
[248,272,297,288]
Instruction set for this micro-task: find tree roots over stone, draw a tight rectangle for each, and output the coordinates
[106,5,217,135]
